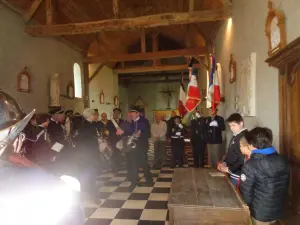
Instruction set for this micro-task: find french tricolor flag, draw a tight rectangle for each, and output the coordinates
[178,73,187,118]
[185,60,201,112]
[207,55,221,113]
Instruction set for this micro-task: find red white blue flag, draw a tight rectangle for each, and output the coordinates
[185,59,201,112]
[178,73,187,118]
[207,55,221,113]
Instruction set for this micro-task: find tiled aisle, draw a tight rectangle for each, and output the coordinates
[84,167,174,225]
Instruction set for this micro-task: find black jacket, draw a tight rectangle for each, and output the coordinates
[23,126,53,163]
[240,148,289,222]
[132,117,150,151]
[47,119,65,145]
[75,120,102,165]
[205,115,225,144]
[190,117,207,143]
[170,123,185,139]
[224,129,247,176]
[167,117,176,138]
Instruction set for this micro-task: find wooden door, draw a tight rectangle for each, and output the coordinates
[265,35,300,213]
[290,71,300,211]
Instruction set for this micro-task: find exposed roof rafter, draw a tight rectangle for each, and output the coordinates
[25,8,232,36]
[24,0,44,22]
[85,47,208,64]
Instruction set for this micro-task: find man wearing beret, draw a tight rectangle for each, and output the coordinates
[47,107,66,148]
[117,106,153,189]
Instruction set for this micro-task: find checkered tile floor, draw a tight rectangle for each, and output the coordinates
[83,168,174,225]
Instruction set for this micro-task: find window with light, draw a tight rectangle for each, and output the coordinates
[73,63,82,98]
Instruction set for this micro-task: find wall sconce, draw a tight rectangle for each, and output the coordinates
[114,96,119,106]
[229,54,237,84]
[17,67,31,93]
[100,90,104,104]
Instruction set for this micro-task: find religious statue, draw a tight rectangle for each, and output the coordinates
[50,73,61,107]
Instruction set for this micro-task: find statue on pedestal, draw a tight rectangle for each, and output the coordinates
[50,73,61,107]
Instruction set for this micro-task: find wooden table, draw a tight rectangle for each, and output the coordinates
[168,168,250,225]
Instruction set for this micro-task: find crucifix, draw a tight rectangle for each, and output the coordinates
[160,87,174,109]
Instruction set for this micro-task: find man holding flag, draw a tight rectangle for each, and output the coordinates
[206,55,225,168]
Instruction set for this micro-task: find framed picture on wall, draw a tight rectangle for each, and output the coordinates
[66,82,74,99]
[17,67,31,93]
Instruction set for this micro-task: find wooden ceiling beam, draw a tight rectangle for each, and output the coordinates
[130,79,189,84]
[25,8,232,36]
[152,33,160,66]
[141,28,146,53]
[85,47,208,64]
[45,0,53,25]
[24,0,44,22]
[189,0,194,12]
[112,0,119,19]
[119,73,188,79]
[178,0,184,12]
[1,0,24,15]
[114,64,202,74]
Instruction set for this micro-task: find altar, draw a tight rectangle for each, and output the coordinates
[168,168,250,225]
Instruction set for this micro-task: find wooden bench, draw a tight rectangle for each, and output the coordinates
[168,168,250,225]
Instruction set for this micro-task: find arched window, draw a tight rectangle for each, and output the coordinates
[73,63,82,98]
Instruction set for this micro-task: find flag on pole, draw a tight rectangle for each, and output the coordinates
[178,72,187,118]
[207,55,221,113]
[185,59,201,112]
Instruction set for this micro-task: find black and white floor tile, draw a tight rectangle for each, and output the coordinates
[83,168,174,225]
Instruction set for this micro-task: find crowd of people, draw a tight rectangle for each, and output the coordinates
[20,103,290,225]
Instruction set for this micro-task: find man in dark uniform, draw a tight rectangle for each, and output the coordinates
[190,110,207,168]
[23,113,54,165]
[118,106,153,189]
[170,116,185,168]
[108,108,124,172]
[47,107,66,147]
[167,111,177,139]
[206,108,225,168]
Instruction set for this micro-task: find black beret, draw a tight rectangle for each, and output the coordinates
[65,110,73,115]
[130,106,141,113]
[113,108,121,113]
[48,107,64,115]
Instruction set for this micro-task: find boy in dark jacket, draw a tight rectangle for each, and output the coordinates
[240,127,289,225]
[217,113,247,187]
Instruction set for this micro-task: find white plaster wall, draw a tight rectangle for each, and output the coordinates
[0,5,84,113]
[119,86,129,117]
[215,0,300,151]
[89,65,119,117]
[126,76,207,122]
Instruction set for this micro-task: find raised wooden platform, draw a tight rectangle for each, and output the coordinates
[165,141,209,167]
[168,168,250,225]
